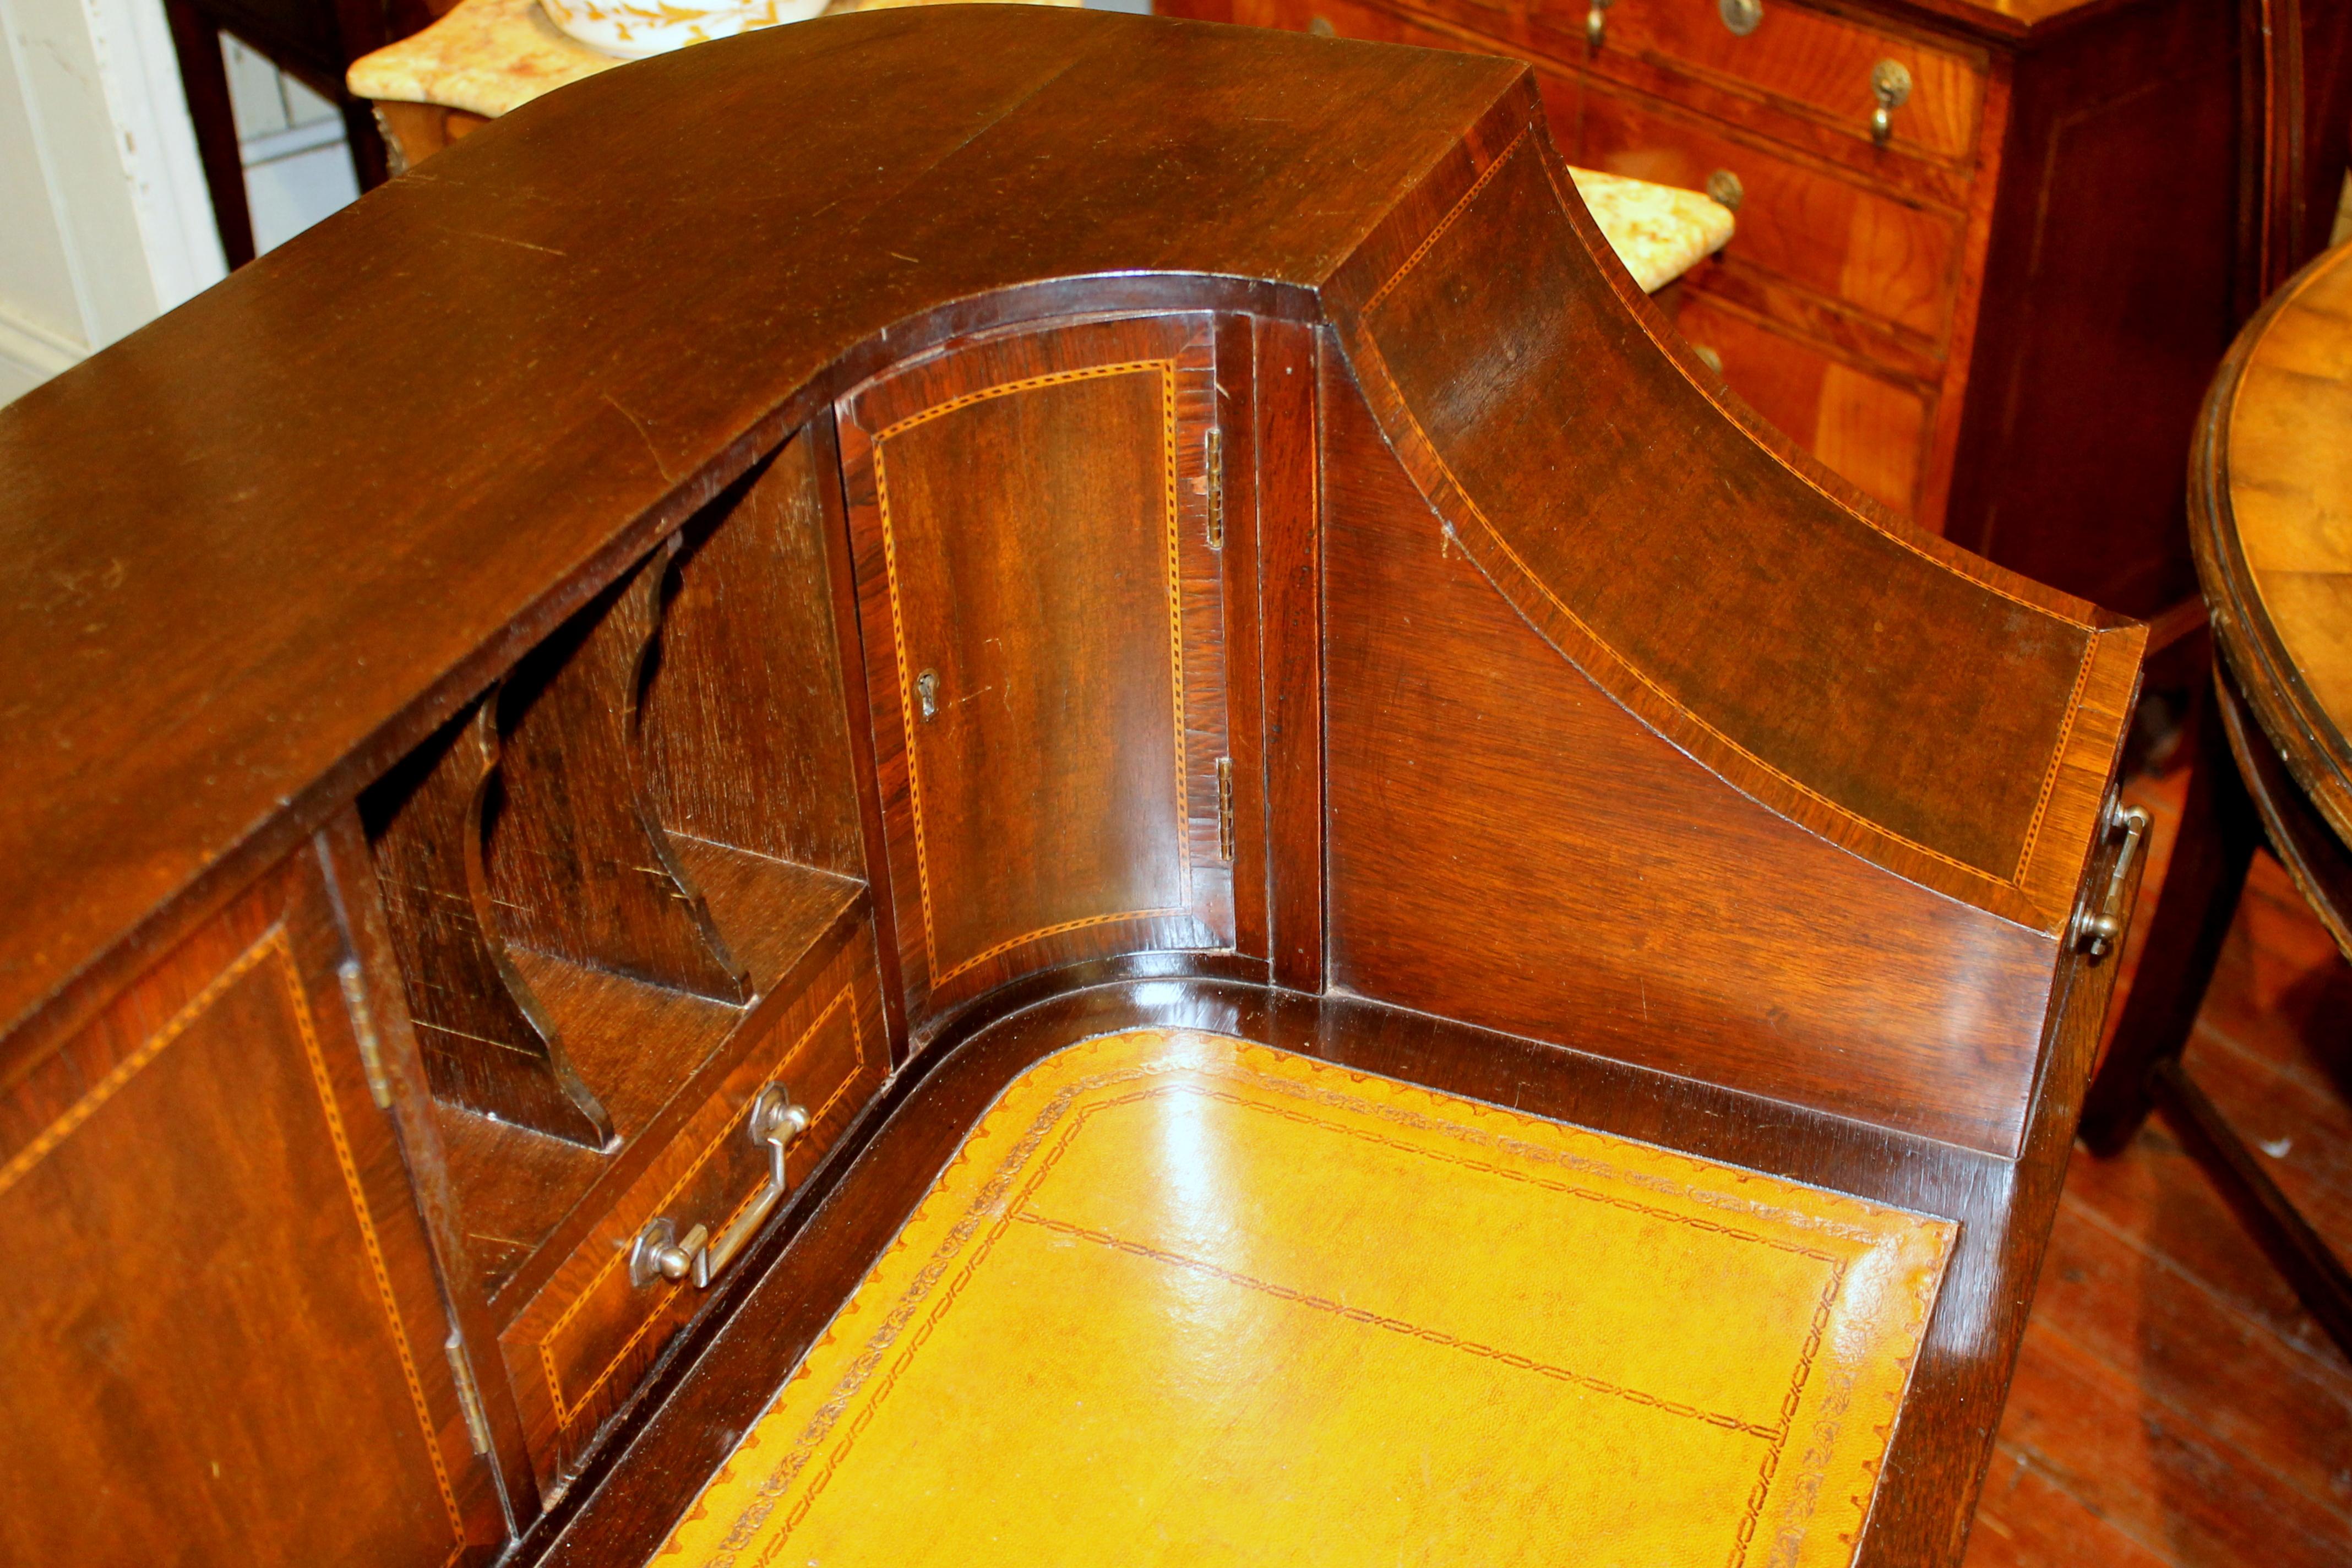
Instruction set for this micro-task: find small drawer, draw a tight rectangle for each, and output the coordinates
[1675,293,1931,517]
[498,932,887,1493]
[1569,0,1984,162]
[1580,84,1963,340]
[1233,0,1499,51]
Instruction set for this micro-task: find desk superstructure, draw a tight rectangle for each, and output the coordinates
[0,12,2142,1565]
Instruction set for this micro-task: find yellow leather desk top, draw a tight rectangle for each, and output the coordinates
[657,1031,1954,1568]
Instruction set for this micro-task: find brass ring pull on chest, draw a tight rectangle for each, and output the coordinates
[1871,59,1913,145]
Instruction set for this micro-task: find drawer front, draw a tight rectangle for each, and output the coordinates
[1560,0,1983,162]
[498,930,888,1493]
[1675,292,1930,515]
[1232,0,1498,52]
[1580,84,1962,340]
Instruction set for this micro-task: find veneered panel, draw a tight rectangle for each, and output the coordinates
[889,371,1186,978]
[1672,294,1932,515]
[1327,119,2137,930]
[0,851,498,1564]
[1319,362,2054,1154]
[840,315,1234,1023]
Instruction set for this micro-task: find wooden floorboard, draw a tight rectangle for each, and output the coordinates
[1965,761,2352,1566]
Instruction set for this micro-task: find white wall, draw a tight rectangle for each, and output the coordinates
[0,0,225,404]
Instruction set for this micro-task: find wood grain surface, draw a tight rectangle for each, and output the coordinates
[2197,238,2352,847]
[0,7,1523,1048]
[837,315,1234,1027]
[0,844,504,1564]
[364,698,614,1148]
[490,548,749,1004]
[1319,102,2141,937]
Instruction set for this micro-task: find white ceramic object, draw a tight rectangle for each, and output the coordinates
[538,0,826,61]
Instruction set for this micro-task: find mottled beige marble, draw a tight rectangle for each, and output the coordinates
[351,4,1733,290]
[350,0,611,120]
[1570,167,1735,293]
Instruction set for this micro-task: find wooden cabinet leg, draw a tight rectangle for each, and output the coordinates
[160,0,255,269]
[341,96,393,190]
[2078,667,2264,1155]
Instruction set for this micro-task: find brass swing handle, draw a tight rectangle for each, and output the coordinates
[1870,59,1912,145]
[630,1084,812,1290]
[2072,799,2152,957]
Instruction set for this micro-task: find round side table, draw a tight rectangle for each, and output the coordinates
[2080,237,2352,1352]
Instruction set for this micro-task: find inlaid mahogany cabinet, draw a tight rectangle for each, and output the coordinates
[0,10,2145,1565]
[1163,0,2351,619]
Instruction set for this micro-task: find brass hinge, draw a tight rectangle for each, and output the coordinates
[1216,756,1235,862]
[1205,428,1225,551]
[338,957,393,1110]
[445,1331,494,1457]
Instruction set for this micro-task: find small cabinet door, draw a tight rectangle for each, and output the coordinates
[0,841,504,1565]
[839,314,1235,1025]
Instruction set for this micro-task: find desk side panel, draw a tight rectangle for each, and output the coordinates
[1318,360,2055,1155]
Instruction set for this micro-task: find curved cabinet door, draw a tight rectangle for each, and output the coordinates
[0,843,504,1565]
[839,314,1235,1027]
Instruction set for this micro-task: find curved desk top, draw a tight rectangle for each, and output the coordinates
[0,7,2137,1157]
[2198,239,2352,845]
[0,8,1523,1036]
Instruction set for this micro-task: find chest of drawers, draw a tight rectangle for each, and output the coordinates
[1168,0,2322,617]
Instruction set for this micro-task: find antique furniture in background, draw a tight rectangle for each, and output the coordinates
[342,0,1092,168]
[2080,236,2352,1357]
[342,0,1735,291]
[1162,0,2352,618]
[1,10,2143,1565]
[162,0,447,265]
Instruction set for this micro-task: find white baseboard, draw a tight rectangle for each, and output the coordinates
[0,300,88,397]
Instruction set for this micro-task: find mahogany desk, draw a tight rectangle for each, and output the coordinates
[0,11,2144,1565]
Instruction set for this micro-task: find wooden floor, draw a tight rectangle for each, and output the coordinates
[1965,761,2352,1567]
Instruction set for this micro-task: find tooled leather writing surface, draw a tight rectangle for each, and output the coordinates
[660,1030,1953,1568]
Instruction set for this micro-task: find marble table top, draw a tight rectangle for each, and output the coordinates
[349,0,1733,291]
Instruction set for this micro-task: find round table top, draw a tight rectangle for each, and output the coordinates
[2197,238,2352,845]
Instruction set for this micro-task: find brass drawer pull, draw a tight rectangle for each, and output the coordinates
[1705,168,1743,211]
[630,1084,812,1289]
[1870,59,1912,145]
[1585,0,1609,47]
[2071,798,2151,957]
[1719,0,1761,36]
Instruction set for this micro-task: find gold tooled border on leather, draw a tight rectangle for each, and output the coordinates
[671,1036,1953,1568]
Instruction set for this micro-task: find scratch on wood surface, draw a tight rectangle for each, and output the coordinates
[439,226,568,257]
[605,394,674,482]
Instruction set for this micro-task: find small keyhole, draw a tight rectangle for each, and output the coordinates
[916,669,940,721]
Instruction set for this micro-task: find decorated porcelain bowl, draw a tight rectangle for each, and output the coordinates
[539,0,827,60]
